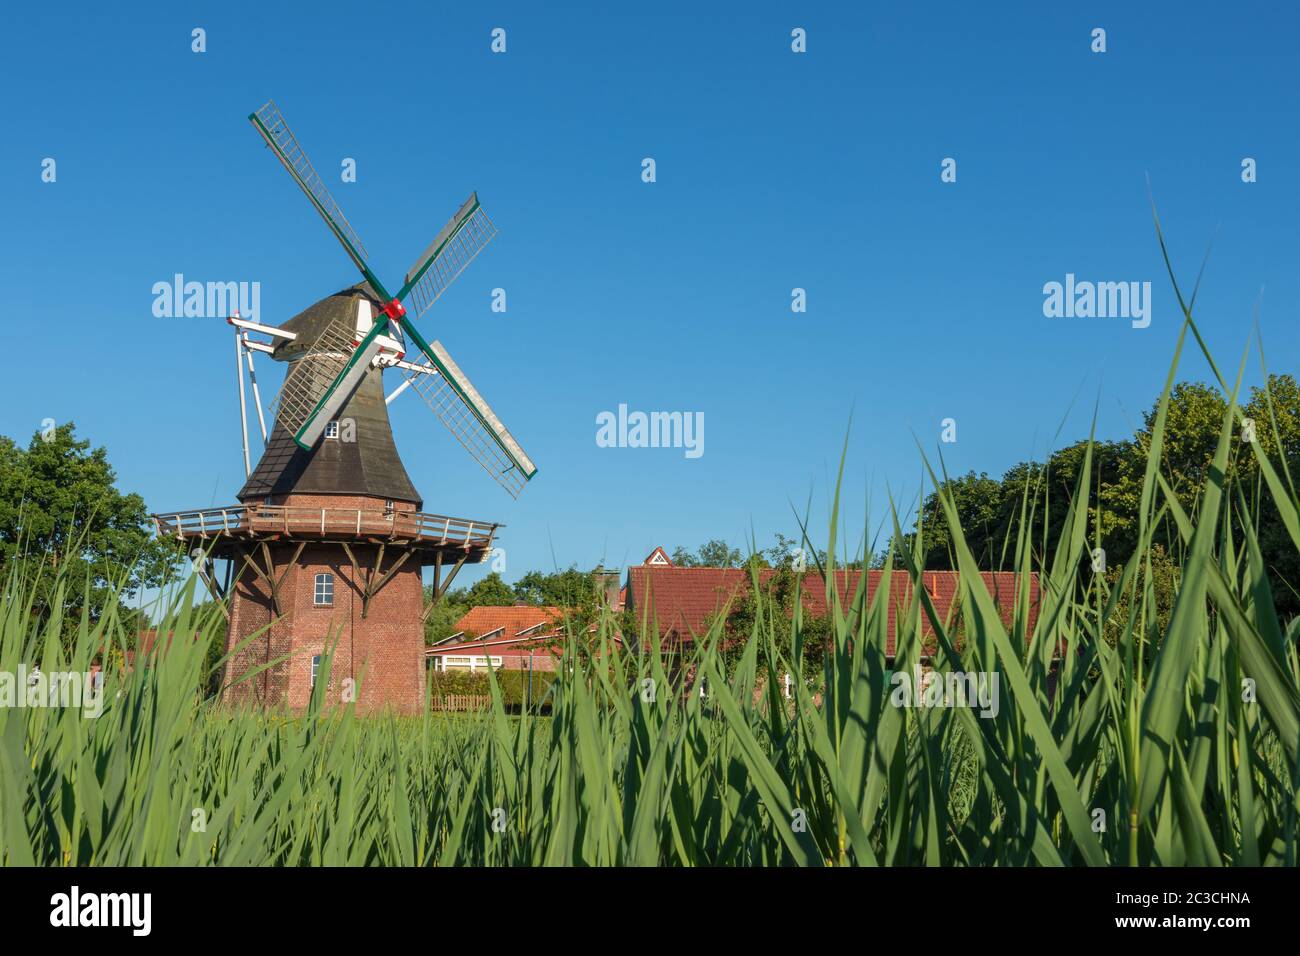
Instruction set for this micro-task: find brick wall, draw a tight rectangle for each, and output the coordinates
[223,493,427,714]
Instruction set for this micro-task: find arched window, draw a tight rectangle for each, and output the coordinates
[314,573,334,606]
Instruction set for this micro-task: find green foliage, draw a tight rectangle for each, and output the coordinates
[717,565,831,679]
[511,567,598,607]
[422,594,468,646]
[672,538,743,568]
[900,377,1300,619]
[428,667,557,711]
[430,565,606,646]
[1099,544,1181,672]
[2,249,1299,865]
[0,423,175,638]
[450,571,515,608]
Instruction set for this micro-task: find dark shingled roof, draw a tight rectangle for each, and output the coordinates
[237,287,421,506]
[272,282,378,359]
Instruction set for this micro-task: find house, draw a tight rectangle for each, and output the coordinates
[425,548,1038,673]
[624,548,1040,661]
[425,605,567,673]
[425,600,629,673]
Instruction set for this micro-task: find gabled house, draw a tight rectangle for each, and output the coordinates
[425,605,566,672]
[425,600,626,673]
[623,548,1040,661]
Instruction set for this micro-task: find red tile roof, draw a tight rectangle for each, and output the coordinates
[426,634,561,658]
[625,567,1039,657]
[425,631,621,659]
[453,605,562,642]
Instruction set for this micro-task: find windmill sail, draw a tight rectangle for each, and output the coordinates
[270,316,382,449]
[400,340,536,498]
[249,101,376,284]
[398,193,497,320]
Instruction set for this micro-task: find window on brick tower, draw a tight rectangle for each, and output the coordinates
[311,655,321,687]
[324,420,339,440]
[314,573,334,606]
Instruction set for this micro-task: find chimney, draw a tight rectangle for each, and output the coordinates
[594,567,622,611]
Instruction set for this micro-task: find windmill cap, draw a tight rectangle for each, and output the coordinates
[270,283,381,361]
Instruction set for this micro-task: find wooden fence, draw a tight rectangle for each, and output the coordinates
[430,694,492,712]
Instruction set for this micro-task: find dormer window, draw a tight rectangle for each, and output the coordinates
[324,421,340,440]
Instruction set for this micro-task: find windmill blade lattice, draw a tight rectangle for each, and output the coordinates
[246,98,537,493]
[269,316,357,437]
[400,194,498,321]
[402,341,536,498]
[250,101,372,277]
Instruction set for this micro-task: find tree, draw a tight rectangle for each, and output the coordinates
[423,591,469,646]
[672,539,742,568]
[0,423,175,634]
[763,533,830,570]
[512,567,598,607]
[903,471,1006,569]
[1104,381,1231,559]
[1242,374,1300,615]
[719,565,831,682]
[894,376,1300,622]
[897,437,1140,575]
[457,571,515,608]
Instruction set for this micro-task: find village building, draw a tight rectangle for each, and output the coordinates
[425,605,566,673]
[425,547,1040,680]
[622,547,1040,661]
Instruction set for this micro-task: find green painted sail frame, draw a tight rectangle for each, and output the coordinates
[396,315,537,480]
[250,101,535,486]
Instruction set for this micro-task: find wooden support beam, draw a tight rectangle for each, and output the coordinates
[259,541,280,614]
[422,550,448,624]
[202,559,226,600]
[355,543,386,619]
[373,543,387,593]
[356,543,415,619]
[276,541,306,593]
[255,540,304,618]
[195,560,230,621]
[340,541,362,604]
[238,545,278,617]
[228,548,256,596]
[368,548,414,602]
[437,552,469,600]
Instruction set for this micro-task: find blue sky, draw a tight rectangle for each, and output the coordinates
[2,1,1297,590]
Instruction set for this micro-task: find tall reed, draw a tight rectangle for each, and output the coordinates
[1,230,1296,866]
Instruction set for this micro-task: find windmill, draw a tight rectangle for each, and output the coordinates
[152,101,537,714]
[232,100,536,498]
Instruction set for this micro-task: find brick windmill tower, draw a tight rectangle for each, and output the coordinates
[154,102,536,713]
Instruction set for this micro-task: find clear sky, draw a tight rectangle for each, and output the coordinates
[2,1,1297,591]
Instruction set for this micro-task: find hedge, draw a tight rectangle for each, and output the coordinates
[427,667,557,712]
